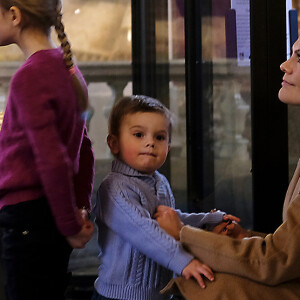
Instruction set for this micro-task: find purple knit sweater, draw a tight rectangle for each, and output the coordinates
[0,48,94,236]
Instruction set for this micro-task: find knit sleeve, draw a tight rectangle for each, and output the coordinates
[11,66,83,236]
[95,176,194,275]
[176,209,225,229]
[157,173,224,230]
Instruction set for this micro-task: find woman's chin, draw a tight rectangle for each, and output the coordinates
[278,87,300,105]
[278,89,289,104]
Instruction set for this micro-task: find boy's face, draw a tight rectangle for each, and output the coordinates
[110,112,171,175]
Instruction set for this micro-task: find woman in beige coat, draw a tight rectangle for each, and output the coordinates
[155,38,300,300]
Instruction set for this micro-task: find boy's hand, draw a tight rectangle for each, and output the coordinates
[182,259,214,288]
[154,205,183,240]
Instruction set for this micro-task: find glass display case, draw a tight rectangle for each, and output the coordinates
[184,0,253,228]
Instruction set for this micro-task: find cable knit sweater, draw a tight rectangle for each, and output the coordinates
[0,48,94,236]
[93,159,224,300]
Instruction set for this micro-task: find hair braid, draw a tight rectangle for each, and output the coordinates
[54,6,89,111]
[55,9,73,69]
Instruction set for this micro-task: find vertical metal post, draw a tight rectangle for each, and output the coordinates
[185,0,215,212]
[131,0,171,178]
[131,0,156,97]
[154,0,171,179]
[251,0,288,232]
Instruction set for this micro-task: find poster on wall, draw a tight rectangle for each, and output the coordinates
[231,0,250,67]
[286,0,293,59]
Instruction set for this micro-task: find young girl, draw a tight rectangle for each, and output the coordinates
[92,95,240,300]
[0,1,94,299]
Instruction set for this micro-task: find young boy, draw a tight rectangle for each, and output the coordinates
[92,95,239,300]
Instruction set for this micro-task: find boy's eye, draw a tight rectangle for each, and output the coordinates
[156,135,166,141]
[134,132,143,138]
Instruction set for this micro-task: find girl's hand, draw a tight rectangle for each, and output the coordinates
[66,218,94,249]
[66,221,94,248]
[182,259,214,288]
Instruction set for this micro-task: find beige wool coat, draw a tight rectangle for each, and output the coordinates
[161,160,300,299]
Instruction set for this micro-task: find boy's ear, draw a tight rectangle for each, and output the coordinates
[107,134,119,155]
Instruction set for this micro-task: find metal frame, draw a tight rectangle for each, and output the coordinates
[131,0,171,178]
[250,0,288,232]
[185,0,289,231]
[131,0,156,97]
[184,0,215,212]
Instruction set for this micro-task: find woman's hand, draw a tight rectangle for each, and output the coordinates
[223,214,241,223]
[182,259,214,288]
[154,205,183,240]
[213,217,249,239]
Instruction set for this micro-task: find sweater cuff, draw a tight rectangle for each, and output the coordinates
[167,243,194,275]
[203,211,224,231]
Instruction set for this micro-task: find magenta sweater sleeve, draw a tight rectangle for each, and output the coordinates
[11,62,84,236]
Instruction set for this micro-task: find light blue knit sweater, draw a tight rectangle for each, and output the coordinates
[93,159,224,300]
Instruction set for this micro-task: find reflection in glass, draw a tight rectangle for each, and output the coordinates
[200,1,253,228]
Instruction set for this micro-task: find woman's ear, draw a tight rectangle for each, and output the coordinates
[107,134,119,155]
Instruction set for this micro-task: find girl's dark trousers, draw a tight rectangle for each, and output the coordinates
[0,197,73,300]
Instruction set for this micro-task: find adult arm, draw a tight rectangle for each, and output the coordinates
[180,195,300,285]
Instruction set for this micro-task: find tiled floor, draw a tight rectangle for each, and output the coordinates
[66,275,96,300]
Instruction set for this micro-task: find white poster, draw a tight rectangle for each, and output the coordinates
[231,0,250,66]
[286,0,293,59]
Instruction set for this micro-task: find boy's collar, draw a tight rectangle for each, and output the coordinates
[112,159,158,178]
